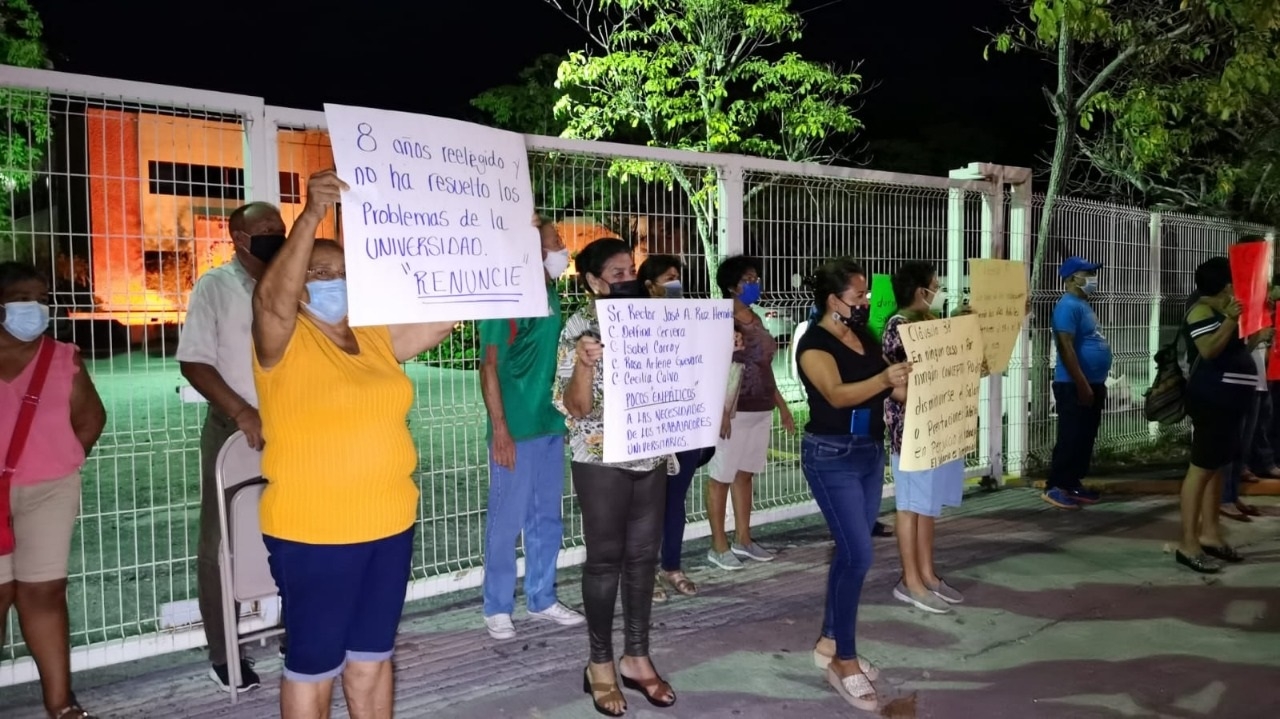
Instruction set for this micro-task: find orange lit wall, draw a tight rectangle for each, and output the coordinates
[87,108,144,317]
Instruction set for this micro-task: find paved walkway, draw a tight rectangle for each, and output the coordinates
[2,489,1277,718]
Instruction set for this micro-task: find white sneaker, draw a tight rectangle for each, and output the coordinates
[528,602,586,626]
[484,613,517,640]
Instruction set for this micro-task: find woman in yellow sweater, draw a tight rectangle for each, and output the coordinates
[251,170,456,719]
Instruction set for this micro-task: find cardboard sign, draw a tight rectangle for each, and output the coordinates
[968,259,1029,374]
[898,314,984,471]
[868,273,896,341]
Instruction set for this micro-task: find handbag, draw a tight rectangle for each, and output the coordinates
[1,337,57,556]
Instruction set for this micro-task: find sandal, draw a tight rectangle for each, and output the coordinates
[826,665,879,711]
[52,707,95,719]
[1237,501,1262,517]
[1220,507,1253,523]
[662,570,698,596]
[618,662,676,708]
[810,647,880,680]
[1175,549,1222,574]
[1201,543,1244,563]
[582,667,626,717]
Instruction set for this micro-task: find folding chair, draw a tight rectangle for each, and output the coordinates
[214,430,283,704]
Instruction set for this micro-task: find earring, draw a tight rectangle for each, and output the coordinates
[831,312,841,323]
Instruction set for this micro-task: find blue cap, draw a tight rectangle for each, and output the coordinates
[1059,256,1102,279]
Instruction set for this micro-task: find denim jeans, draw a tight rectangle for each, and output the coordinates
[1226,393,1262,505]
[659,448,704,572]
[801,433,884,662]
[482,435,567,616]
[1048,382,1107,491]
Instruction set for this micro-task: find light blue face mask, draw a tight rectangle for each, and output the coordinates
[2,301,51,342]
[303,279,348,325]
[662,280,683,298]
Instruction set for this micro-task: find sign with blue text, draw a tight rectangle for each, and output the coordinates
[324,103,546,326]
[596,298,735,464]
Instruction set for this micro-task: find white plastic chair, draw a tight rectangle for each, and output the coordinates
[214,430,282,704]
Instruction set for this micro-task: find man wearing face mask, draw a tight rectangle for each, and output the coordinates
[475,215,585,640]
[1044,256,1112,510]
[175,200,286,692]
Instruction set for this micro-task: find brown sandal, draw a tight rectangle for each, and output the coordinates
[52,707,95,719]
[582,667,626,717]
[662,570,698,596]
[619,671,677,708]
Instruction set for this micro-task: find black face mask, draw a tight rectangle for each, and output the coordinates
[606,279,646,298]
[249,234,287,264]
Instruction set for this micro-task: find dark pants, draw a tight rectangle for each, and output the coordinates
[197,409,238,666]
[1048,382,1107,491]
[1250,388,1275,472]
[572,461,667,664]
[801,434,883,662]
[659,449,703,572]
[1226,392,1263,505]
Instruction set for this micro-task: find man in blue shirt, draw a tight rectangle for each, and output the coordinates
[1045,256,1113,509]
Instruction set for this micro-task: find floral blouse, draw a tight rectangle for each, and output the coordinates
[552,301,676,474]
[882,313,914,456]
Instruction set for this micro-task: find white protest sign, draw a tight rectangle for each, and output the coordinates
[324,104,546,326]
[898,314,983,471]
[596,298,735,464]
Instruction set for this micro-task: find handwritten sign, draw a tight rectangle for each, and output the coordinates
[596,299,735,463]
[899,314,983,471]
[324,104,546,326]
[968,259,1029,374]
[868,273,896,341]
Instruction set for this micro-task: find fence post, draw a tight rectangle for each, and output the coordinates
[243,107,273,205]
[978,181,1004,480]
[1148,212,1162,438]
[716,160,745,271]
[1005,175,1033,477]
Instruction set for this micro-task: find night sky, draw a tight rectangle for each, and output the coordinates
[31,0,1050,176]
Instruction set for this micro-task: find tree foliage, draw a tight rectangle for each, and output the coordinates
[990,0,1280,288]
[543,0,864,290]
[0,0,51,263]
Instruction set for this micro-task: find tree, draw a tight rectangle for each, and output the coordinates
[989,0,1280,289]
[471,54,570,137]
[0,0,51,264]
[544,0,864,291]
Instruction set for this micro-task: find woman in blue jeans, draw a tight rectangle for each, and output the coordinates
[795,258,911,711]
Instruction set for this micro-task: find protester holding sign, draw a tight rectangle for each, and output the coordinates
[1177,257,1263,574]
[638,254,708,602]
[250,170,458,718]
[0,261,106,719]
[706,256,795,571]
[1044,256,1111,510]
[796,257,911,712]
[554,239,677,716]
[476,216,585,640]
[881,262,965,616]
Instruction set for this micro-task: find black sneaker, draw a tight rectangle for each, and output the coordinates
[210,658,261,693]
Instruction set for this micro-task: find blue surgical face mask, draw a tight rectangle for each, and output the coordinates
[661,280,683,298]
[1081,276,1099,295]
[738,280,761,306]
[2,301,50,342]
[303,279,348,325]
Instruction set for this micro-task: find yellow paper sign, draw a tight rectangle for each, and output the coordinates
[899,314,984,471]
[968,259,1029,374]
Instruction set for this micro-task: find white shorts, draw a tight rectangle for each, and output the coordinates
[709,411,773,483]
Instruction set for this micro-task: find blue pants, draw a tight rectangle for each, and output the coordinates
[482,435,567,616]
[264,527,413,682]
[659,448,704,572]
[801,433,884,662]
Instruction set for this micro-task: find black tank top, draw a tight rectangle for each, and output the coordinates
[796,323,891,438]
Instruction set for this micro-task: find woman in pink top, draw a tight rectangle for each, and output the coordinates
[0,262,106,719]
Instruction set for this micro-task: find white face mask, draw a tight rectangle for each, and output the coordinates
[926,288,947,313]
[543,249,570,279]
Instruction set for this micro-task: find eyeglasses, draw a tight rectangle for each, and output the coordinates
[306,268,346,281]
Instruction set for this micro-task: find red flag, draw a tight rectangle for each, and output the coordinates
[1229,242,1270,337]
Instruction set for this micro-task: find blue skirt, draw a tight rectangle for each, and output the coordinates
[890,455,965,517]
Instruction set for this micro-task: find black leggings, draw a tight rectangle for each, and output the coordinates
[572,461,667,664]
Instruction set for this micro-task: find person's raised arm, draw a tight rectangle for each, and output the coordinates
[1190,299,1241,360]
[798,348,909,409]
[389,321,458,362]
[252,170,347,369]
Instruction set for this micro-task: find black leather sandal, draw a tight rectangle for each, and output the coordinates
[1175,549,1222,573]
[1201,543,1243,563]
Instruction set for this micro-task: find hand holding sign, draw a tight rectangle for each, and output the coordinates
[576,334,604,366]
[303,170,349,219]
